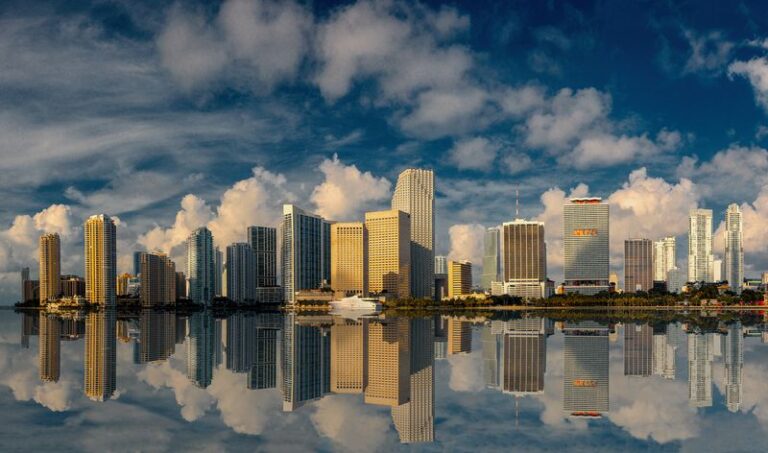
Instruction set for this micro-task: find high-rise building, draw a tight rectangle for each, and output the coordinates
[624,239,653,293]
[133,251,142,277]
[624,324,653,376]
[667,267,684,294]
[392,169,435,299]
[187,311,215,388]
[653,237,676,282]
[365,317,410,407]
[481,227,501,290]
[563,322,609,416]
[139,252,176,306]
[724,323,743,412]
[365,210,411,298]
[447,260,472,298]
[84,309,117,401]
[434,256,447,275]
[84,215,117,306]
[501,219,547,298]
[176,272,187,299]
[330,318,367,394]
[39,313,60,382]
[447,318,472,355]
[688,332,713,408]
[563,199,609,295]
[214,246,223,297]
[61,275,86,297]
[331,222,368,296]
[187,227,215,305]
[248,226,277,288]
[226,243,255,303]
[392,318,435,444]
[281,205,332,304]
[688,209,714,283]
[39,233,61,303]
[434,256,448,300]
[724,204,744,293]
[20,267,30,302]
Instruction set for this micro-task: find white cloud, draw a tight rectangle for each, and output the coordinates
[534,183,590,273]
[676,146,768,202]
[568,133,672,169]
[447,348,484,392]
[137,361,215,422]
[0,204,78,273]
[729,57,768,112]
[310,396,391,451]
[447,137,500,171]
[448,224,485,266]
[682,30,734,76]
[310,154,391,220]
[499,84,546,118]
[138,195,214,256]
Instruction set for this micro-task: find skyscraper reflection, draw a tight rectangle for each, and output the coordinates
[563,321,609,417]
[281,313,331,412]
[187,311,215,389]
[624,323,653,377]
[365,317,410,407]
[687,331,714,408]
[84,309,116,401]
[724,322,744,412]
[135,310,176,364]
[39,312,61,382]
[392,317,435,443]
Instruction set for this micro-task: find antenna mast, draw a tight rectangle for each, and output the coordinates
[515,187,520,219]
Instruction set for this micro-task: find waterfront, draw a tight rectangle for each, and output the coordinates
[1,308,768,451]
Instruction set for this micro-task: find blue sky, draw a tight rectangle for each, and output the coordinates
[2,0,768,300]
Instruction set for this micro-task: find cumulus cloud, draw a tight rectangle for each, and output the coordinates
[310,154,391,220]
[682,30,735,76]
[138,361,215,421]
[138,195,214,257]
[447,137,501,171]
[713,186,768,267]
[448,224,485,266]
[310,395,391,451]
[157,0,312,92]
[676,146,768,202]
[0,204,78,273]
[447,348,484,392]
[534,183,590,273]
[729,57,768,112]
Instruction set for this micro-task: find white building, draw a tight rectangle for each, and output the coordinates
[724,204,744,293]
[491,280,553,300]
[666,267,684,294]
[563,198,610,295]
[653,237,676,281]
[688,209,714,283]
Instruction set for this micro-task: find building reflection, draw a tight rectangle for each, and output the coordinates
[723,322,744,412]
[687,330,714,408]
[563,321,609,417]
[39,313,61,382]
[187,311,215,389]
[84,309,117,401]
[483,318,552,395]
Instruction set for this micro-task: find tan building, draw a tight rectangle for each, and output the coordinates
[365,210,411,298]
[447,318,472,355]
[140,252,176,306]
[365,318,411,407]
[447,260,472,298]
[39,313,60,382]
[85,215,117,306]
[117,273,133,296]
[39,233,61,303]
[331,222,368,296]
[84,310,116,401]
[331,318,367,394]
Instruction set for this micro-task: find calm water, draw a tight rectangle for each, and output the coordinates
[1,309,768,452]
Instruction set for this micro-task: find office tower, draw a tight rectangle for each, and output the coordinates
[214,246,223,297]
[281,314,331,411]
[84,215,117,306]
[724,204,744,292]
[447,260,472,298]
[653,237,677,281]
[447,317,472,355]
[140,252,176,306]
[249,322,279,390]
[724,323,743,412]
[133,251,142,276]
[434,256,448,300]
[481,227,501,290]
[226,243,255,303]
[116,273,131,296]
[563,322,609,416]
[688,209,714,282]
[624,324,653,376]
[563,199,610,295]
[187,227,215,305]
[687,332,714,408]
[392,318,435,443]
[365,210,411,298]
[331,222,368,296]
[39,233,61,303]
[84,309,117,401]
[624,239,653,292]
[392,168,435,299]
[434,256,447,275]
[21,267,30,302]
[330,318,367,394]
[653,327,676,379]
[365,317,410,407]
[433,315,448,359]
[136,311,176,364]
[187,311,215,388]
[61,275,86,297]
[281,205,332,304]
[39,313,61,382]
[501,219,547,298]
[503,318,547,393]
[176,272,187,299]
[667,267,684,294]
[248,226,277,288]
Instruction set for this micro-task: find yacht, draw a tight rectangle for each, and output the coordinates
[329,295,382,312]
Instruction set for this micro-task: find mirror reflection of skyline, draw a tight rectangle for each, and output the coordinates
[21,311,768,443]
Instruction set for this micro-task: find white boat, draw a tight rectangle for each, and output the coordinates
[329,295,382,312]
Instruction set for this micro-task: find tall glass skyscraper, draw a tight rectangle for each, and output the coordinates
[563,198,609,295]
[688,208,714,283]
[226,243,255,303]
[84,214,117,307]
[392,169,435,299]
[724,204,744,293]
[653,236,676,281]
[247,226,277,288]
[39,233,60,303]
[186,227,215,305]
[281,205,332,303]
[481,226,501,290]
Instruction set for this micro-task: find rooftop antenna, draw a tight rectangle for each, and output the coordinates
[515,187,520,219]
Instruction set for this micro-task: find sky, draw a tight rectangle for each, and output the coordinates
[2,0,768,302]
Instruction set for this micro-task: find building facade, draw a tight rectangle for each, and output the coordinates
[39,233,61,303]
[563,199,610,295]
[248,226,277,287]
[330,222,368,296]
[563,322,609,416]
[84,214,117,306]
[392,169,435,299]
[187,227,215,305]
[365,210,411,298]
[653,236,676,282]
[447,260,472,298]
[281,205,332,304]
[481,227,501,290]
[624,238,653,292]
[724,204,744,293]
[140,252,176,306]
[226,243,255,303]
[688,208,714,283]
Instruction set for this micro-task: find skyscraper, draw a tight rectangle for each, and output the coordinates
[84,215,117,306]
[724,204,744,292]
[392,169,435,299]
[330,222,368,296]
[226,243,255,303]
[447,260,472,298]
[653,237,676,282]
[434,256,447,275]
[39,233,61,303]
[187,227,215,305]
[365,317,410,407]
[84,309,116,401]
[281,205,332,304]
[176,271,187,299]
[139,252,176,306]
[365,210,411,298]
[563,199,609,295]
[688,208,714,283]
[214,246,223,297]
[624,324,653,376]
[481,227,501,290]
[563,322,609,416]
[624,239,653,292]
[133,251,142,276]
[501,219,547,298]
[20,267,29,302]
[247,226,277,287]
